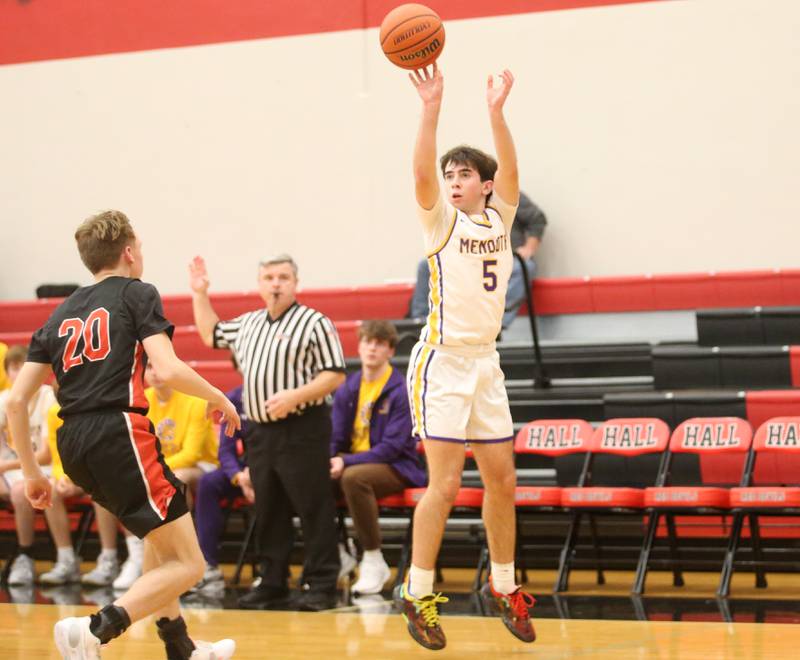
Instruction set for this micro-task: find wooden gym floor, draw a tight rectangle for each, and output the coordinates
[3,567,800,658]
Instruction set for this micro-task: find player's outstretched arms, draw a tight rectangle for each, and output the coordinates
[410,62,443,211]
[189,255,220,348]
[143,332,241,437]
[487,69,519,206]
[6,362,54,509]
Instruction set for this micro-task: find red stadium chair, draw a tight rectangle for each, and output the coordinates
[633,417,753,595]
[394,486,484,589]
[718,417,800,597]
[509,420,594,587]
[556,418,671,592]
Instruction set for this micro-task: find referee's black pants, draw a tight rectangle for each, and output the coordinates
[246,405,340,593]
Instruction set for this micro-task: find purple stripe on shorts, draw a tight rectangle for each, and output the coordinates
[420,434,468,443]
[420,348,435,438]
[468,436,515,444]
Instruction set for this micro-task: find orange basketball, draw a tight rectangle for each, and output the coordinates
[379,4,445,70]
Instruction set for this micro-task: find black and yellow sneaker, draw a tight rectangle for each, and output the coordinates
[393,582,449,650]
[479,577,536,643]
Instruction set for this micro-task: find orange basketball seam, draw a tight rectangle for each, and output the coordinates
[384,26,444,57]
[379,14,440,47]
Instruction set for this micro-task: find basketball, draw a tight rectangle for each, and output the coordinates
[379,4,445,70]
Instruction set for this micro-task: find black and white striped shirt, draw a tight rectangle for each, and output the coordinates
[213,302,346,423]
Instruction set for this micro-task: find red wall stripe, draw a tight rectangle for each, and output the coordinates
[0,0,667,66]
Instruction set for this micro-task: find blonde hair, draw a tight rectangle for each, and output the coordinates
[74,210,136,274]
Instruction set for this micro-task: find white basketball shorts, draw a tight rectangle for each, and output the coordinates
[406,341,513,443]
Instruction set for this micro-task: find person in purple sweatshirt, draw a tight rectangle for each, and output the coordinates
[330,320,426,595]
[192,383,252,592]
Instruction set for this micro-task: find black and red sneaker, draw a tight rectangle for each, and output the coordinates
[479,577,536,643]
[393,583,449,651]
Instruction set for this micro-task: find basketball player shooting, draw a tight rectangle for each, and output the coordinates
[394,63,537,650]
[5,211,240,660]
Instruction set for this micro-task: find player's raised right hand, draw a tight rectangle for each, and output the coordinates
[189,255,211,294]
[208,395,242,438]
[410,62,443,105]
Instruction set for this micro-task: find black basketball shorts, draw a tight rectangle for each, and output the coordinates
[57,411,188,538]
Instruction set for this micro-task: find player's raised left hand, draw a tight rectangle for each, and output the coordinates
[487,69,514,113]
[25,475,52,510]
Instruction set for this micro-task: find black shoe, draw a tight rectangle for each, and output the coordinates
[295,588,338,612]
[237,585,290,610]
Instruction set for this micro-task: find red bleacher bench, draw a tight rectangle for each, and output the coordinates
[644,486,730,508]
[729,487,800,508]
[562,487,644,508]
[403,487,484,508]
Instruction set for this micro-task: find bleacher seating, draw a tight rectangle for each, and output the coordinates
[4,268,800,588]
[697,306,800,347]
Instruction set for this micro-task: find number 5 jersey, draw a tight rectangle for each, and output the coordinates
[417,192,518,348]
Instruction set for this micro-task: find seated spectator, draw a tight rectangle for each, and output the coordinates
[0,341,10,390]
[330,321,426,595]
[408,190,547,330]
[0,345,56,585]
[145,360,219,499]
[110,360,221,590]
[192,383,252,592]
[39,400,122,587]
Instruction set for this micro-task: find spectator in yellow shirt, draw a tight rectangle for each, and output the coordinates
[145,360,219,499]
[0,342,10,391]
[0,345,56,586]
[105,361,221,592]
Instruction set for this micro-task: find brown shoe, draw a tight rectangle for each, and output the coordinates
[393,583,449,650]
[479,578,536,643]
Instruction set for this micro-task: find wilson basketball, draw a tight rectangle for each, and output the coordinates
[379,4,445,70]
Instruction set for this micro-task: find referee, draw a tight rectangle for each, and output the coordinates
[189,254,346,611]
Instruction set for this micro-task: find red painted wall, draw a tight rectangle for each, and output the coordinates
[0,0,666,65]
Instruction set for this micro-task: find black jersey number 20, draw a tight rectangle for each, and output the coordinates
[58,308,112,372]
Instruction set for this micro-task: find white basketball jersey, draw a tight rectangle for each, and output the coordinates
[418,193,517,347]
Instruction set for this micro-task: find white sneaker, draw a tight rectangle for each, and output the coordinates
[190,638,236,659]
[338,544,357,580]
[8,554,35,586]
[82,555,120,587]
[53,616,101,659]
[112,555,142,591]
[40,558,82,585]
[351,557,391,595]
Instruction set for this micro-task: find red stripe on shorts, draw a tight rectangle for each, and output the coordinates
[125,412,175,521]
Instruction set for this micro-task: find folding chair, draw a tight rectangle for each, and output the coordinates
[498,419,594,588]
[719,416,800,597]
[557,417,671,593]
[396,486,484,588]
[633,416,753,595]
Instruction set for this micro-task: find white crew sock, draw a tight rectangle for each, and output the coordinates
[408,565,435,597]
[57,546,76,564]
[490,561,517,595]
[98,548,118,561]
[126,535,143,558]
[362,549,384,564]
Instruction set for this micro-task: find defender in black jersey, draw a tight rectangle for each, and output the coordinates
[6,211,240,660]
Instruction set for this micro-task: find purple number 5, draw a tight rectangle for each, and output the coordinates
[483,259,498,291]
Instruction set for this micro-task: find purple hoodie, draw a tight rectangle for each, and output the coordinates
[330,368,427,488]
[218,385,246,481]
